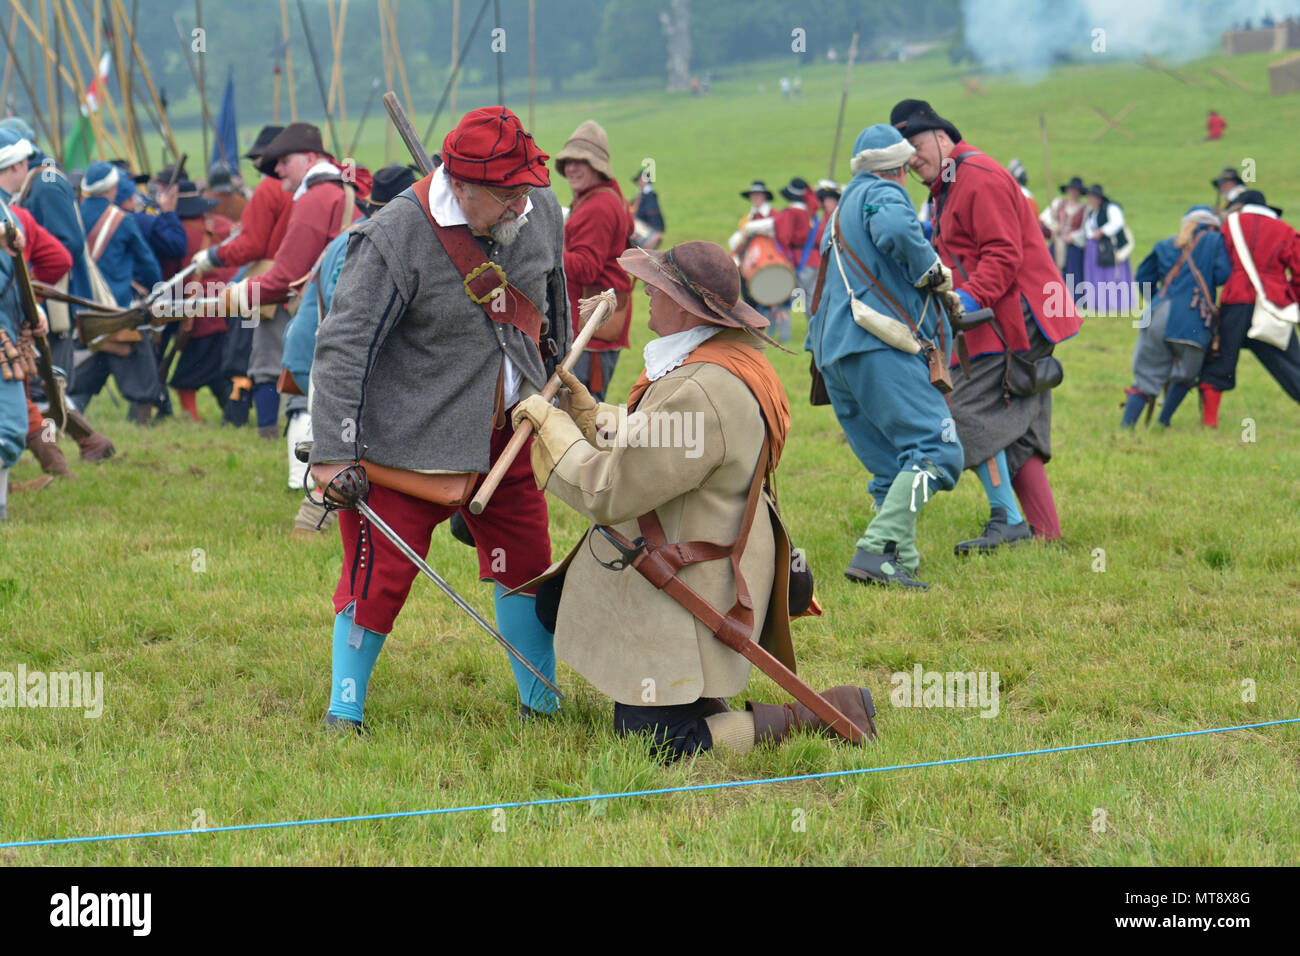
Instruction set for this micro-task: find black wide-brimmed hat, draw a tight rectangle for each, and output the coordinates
[889,98,962,144]
[256,122,330,177]
[1229,189,1283,216]
[245,125,285,161]
[780,176,810,203]
[815,178,842,200]
[1059,176,1086,194]
[1211,167,1243,188]
[368,163,419,207]
[1086,183,1109,201]
[740,180,773,200]
[174,179,218,218]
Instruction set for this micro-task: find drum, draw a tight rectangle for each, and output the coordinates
[740,235,796,306]
[632,217,662,249]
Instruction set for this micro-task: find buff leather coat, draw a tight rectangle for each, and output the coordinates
[527,332,795,707]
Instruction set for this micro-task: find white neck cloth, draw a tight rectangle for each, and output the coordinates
[643,325,720,381]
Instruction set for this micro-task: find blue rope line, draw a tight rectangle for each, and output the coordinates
[3,716,1295,850]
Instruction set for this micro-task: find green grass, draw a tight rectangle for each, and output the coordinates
[2,48,1299,865]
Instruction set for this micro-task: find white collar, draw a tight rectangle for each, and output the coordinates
[1239,204,1278,220]
[428,164,534,227]
[293,160,340,201]
[749,203,771,218]
[643,325,721,381]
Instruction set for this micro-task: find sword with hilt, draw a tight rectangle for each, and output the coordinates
[293,446,564,704]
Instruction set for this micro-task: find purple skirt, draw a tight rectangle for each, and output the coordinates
[1082,239,1135,315]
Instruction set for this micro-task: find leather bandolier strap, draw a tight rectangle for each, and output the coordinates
[597,436,866,743]
[410,174,544,347]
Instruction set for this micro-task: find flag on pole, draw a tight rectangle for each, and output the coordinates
[64,53,113,170]
[212,67,239,174]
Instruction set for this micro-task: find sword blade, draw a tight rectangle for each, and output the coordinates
[353,498,564,702]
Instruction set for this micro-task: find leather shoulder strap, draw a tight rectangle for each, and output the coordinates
[87,206,124,262]
[616,437,772,648]
[832,212,921,335]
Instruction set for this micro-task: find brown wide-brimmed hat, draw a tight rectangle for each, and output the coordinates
[256,122,330,177]
[554,120,614,180]
[619,241,780,344]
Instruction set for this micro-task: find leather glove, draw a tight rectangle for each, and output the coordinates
[743,217,775,237]
[511,394,583,490]
[944,288,978,318]
[555,367,600,439]
[917,259,954,293]
[511,393,554,434]
[191,246,218,275]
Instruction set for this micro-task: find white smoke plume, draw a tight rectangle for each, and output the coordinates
[961,0,1300,75]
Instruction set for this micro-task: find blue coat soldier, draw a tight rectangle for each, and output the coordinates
[1123,206,1232,427]
[67,162,164,424]
[807,124,962,590]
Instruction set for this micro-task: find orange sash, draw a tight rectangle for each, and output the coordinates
[627,337,791,469]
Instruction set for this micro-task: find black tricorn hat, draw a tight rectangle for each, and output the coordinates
[368,163,419,206]
[740,179,773,200]
[174,179,218,218]
[890,98,961,144]
[256,122,330,177]
[245,125,285,161]
[1229,189,1283,217]
[1059,175,1086,194]
[1211,166,1243,188]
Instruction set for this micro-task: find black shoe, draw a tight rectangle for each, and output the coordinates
[449,511,476,547]
[518,703,556,721]
[954,507,1033,556]
[323,713,366,735]
[844,544,928,590]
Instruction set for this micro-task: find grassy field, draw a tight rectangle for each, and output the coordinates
[2,47,1299,865]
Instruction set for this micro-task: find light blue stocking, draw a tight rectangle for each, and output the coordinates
[975,450,1024,524]
[492,584,559,714]
[328,602,387,723]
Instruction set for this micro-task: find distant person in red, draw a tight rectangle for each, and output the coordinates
[1205,110,1227,141]
[554,120,634,402]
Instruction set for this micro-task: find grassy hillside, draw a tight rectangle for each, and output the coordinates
[1,48,1297,864]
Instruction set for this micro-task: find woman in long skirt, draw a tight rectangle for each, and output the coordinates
[1081,183,1135,315]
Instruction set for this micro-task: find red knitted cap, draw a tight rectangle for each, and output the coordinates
[441,106,550,189]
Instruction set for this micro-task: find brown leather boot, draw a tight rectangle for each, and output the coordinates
[65,408,116,462]
[25,427,76,478]
[748,686,878,746]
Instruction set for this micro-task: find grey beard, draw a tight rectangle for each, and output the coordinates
[491,214,526,245]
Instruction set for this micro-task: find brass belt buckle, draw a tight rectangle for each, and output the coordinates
[463,261,508,305]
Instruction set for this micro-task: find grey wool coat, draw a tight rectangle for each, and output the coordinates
[309,184,571,472]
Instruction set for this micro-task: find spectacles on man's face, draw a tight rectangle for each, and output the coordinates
[481,184,533,207]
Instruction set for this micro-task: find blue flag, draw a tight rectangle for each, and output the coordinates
[211,67,239,175]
